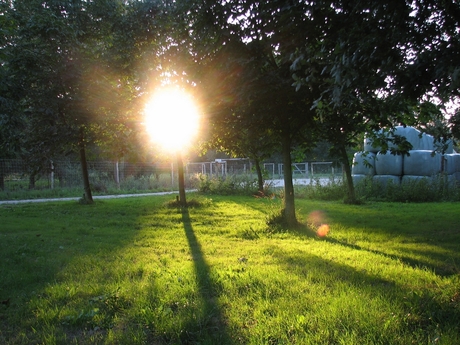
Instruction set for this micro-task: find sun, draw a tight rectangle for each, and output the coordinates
[144,87,200,152]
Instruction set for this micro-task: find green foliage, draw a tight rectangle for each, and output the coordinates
[450,109,460,143]
[265,204,290,233]
[194,173,264,196]
[295,178,348,201]
[355,175,460,202]
[164,196,213,209]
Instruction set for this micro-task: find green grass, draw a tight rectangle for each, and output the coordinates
[0,195,459,344]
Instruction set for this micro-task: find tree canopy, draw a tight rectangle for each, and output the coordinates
[1,0,458,210]
[290,0,460,201]
[0,0,170,198]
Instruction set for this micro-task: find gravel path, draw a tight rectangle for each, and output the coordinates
[0,191,184,205]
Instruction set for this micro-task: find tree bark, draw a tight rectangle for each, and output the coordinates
[254,158,264,192]
[282,134,297,226]
[177,153,187,206]
[28,172,36,190]
[79,127,93,203]
[340,145,356,203]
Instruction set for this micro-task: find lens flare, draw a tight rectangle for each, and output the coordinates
[317,224,330,237]
[307,210,326,227]
[307,210,330,237]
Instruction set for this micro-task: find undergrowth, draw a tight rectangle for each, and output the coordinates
[355,174,460,202]
[2,171,460,204]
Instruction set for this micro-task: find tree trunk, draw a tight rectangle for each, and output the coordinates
[282,134,297,226]
[340,145,356,203]
[254,158,264,193]
[28,172,36,190]
[177,153,187,206]
[79,127,93,203]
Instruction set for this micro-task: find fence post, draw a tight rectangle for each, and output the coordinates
[171,162,174,190]
[50,160,54,189]
[114,160,120,189]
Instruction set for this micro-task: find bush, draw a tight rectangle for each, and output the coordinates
[354,174,460,202]
[195,174,267,196]
[295,178,347,201]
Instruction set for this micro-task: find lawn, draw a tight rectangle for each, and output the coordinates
[0,194,459,344]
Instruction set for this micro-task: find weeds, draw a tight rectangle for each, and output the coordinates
[195,174,265,196]
[295,178,347,201]
[164,196,213,209]
[355,174,460,202]
[3,169,460,204]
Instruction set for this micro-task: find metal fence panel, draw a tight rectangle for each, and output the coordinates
[0,158,342,194]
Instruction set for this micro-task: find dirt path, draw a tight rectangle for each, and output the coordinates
[0,191,184,205]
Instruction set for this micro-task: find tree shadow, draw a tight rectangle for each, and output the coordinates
[291,201,460,277]
[322,236,459,277]
[0,199,159,343]
[271,247,460,337]
[180,208,231,344]
[321,204,460,255]
[271,246,396,291]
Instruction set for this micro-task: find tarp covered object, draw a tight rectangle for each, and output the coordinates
[352,152,375,176]
[444,154,460,175]
[364,126,453,153]
[375,152,403,176]
[403,150,442,176]
[352,174,370,185]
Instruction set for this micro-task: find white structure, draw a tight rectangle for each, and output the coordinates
[353,126,459,186]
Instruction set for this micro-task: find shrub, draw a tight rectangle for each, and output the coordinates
[354,174,460,202]
[195,174,268,196]
[295,178,347,201]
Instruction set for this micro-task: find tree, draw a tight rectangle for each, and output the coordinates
[1,0,169,200]
[396,0,460,101]
[414,101,454,155]
[291,0,460,202]
[450,109,460,144]
[179,0,319,226]
[198,39,278,193]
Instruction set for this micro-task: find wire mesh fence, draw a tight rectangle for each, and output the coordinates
[0,158,342,197]
[0,159,177,193]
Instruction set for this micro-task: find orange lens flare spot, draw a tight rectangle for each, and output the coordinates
[317,224,330,237]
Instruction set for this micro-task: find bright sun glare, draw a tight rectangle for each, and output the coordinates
[144,87,200,152]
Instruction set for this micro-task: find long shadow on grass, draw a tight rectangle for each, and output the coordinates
[323,237,459,276]
[320,203,460,272]
[181,208,231,344]
[0,199,157,343]
[272,247,460,337]
[270,245,395,290]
